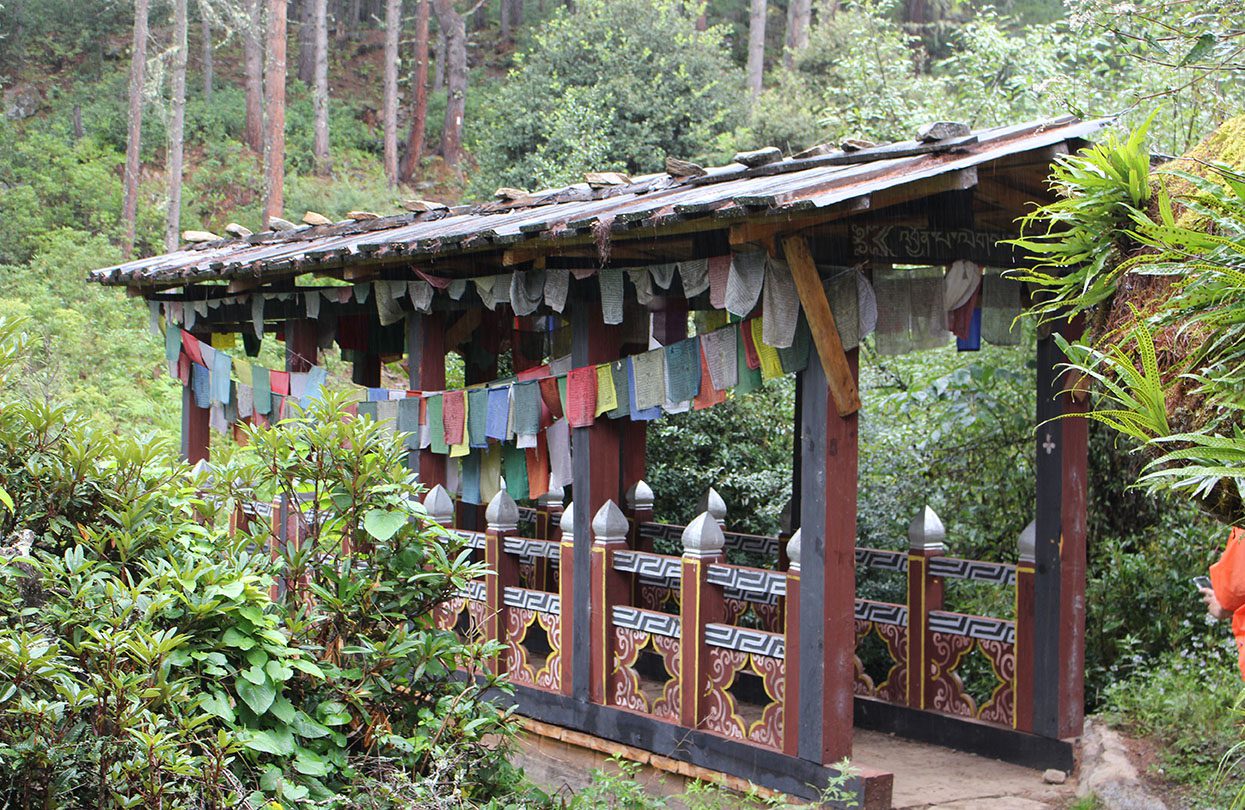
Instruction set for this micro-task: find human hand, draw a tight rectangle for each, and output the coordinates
[1201,587,1230,621]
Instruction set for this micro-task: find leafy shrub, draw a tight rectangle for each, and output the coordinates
[468,0,744,195]
[0,317,525,808]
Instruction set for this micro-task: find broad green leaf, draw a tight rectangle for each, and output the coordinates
[222,628,257,650]
[200,690,235,723]
[363,508,407,541]
[236,676,276,715]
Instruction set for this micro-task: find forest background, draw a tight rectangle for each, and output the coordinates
[0,0,1243,803]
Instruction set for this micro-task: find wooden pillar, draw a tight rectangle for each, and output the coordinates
[351,351,381,387]
[1033,322,1088,739]
[286,318,318,373]
[783,529,803,756]
[569,302,623,701]
[1014,521,1036,733]
[679,512,727,729]
[558,504,576,697]
[407,313,447,489]
[535,484,564,590]
[796,349,858,764]
[181,383,210,464]
[484,491,520,675]
[589,500,631,704]
[905,507,946,709]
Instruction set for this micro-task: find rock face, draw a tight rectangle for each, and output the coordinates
[4,84,41,121]
[1077,719,1166,810]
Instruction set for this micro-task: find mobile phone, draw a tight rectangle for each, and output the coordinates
[1193,576,1212,590]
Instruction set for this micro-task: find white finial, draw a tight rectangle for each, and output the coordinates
[779,498,793,535]
[538,483,565,508]
[626,480,654,511]
[1018,520,1036,561]
[697,487,727,526]
[786,529,802,572]
[486,490,520,532]
[559,500,575,539]
[908,506,946,552]
[682,512,726,559]
[592,500,629,544]
[423,484,454,525]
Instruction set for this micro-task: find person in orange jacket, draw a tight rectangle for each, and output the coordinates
[1201,526,1245,679]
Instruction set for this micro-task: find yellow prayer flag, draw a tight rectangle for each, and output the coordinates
[595,364,617,416]
[210,333,237,351]
[450,442,470,458]
[235,360,253,388]
[752,318,783,381]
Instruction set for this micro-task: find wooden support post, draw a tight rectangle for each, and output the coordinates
[783,529,803,757]
[484,491,521,675]
[905,507,946,710]
[796,349,858,764]
[625,480,655,551]
[351,351,381,387]
[181,384,211,464]
[781,234,861,416]
[679,512,727,729]
[1014,521,1036,733]
[589,501,631,704]
[285,318,318,373]
[558,505,576,697]
[407,313,447,489]
[569,302,623,702]
[1032,323,1088,740]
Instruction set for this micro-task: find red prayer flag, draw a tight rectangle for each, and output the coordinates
[180,330,204,366]
[442,390,467,445]
[741,319,761,370]
[176,352,192,385]
[270,370,291,396]
[518,364,549,382]
[566,366,597,427]
[693,341,726,410]
[526,433,550,500]
[539,377,564,420]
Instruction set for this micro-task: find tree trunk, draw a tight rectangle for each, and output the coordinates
[399,0,429,182]
[298,0,316,83]
[166,0,189,252]
[433,26,446,91]
[264,0,288,223]
[244,0,264,152]
[200,7,213,102]
[312,0,330,174]
[783,0,810,68]
[382,0,401,186]
[500,0,511,40]
[745,0,766,98]
[122,0,150,259]
[432,0,465,168]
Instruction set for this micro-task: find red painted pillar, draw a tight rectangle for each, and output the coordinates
[1058,336,1088,739]
[182,384,211,464]
[679,512,726,729]
[484,491,521,675]
[589,500,631,704]
[796,348,858,763]
[905,507,946,710]
[558,504,576,697]
[286,318,318,373]
[407,313,447,491]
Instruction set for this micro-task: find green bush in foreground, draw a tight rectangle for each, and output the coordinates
[0,316,527,808]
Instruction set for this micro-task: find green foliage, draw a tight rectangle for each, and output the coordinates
[1009,116,1155,323]
[1102,646,1243,808]
[0,320,527,807]
[468,0,744,195]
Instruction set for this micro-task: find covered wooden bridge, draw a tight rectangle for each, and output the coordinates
[90,116,1102,807]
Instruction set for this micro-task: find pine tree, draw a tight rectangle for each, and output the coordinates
[383,0,402,186]
[166,0,189,251]
[264,0,288,222]
[121,0,150,259]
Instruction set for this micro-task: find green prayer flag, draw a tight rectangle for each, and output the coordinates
[503,445,529,501]
[736,325,762,395]
[428,394,448,455]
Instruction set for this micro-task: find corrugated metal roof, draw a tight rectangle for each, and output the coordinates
[89,116,1106,288]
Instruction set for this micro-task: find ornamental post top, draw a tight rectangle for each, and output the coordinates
[786,528,802,571]
[592,500,629,543]
[1018,519,1036,561]
[698,486,727,526]
[626,480,654,511]
[559,500,574,536]
[423,484,454,524]
[486,490,520,531]
[538,483,565,508]
[908,505,946,552]
[682,511,726,558]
